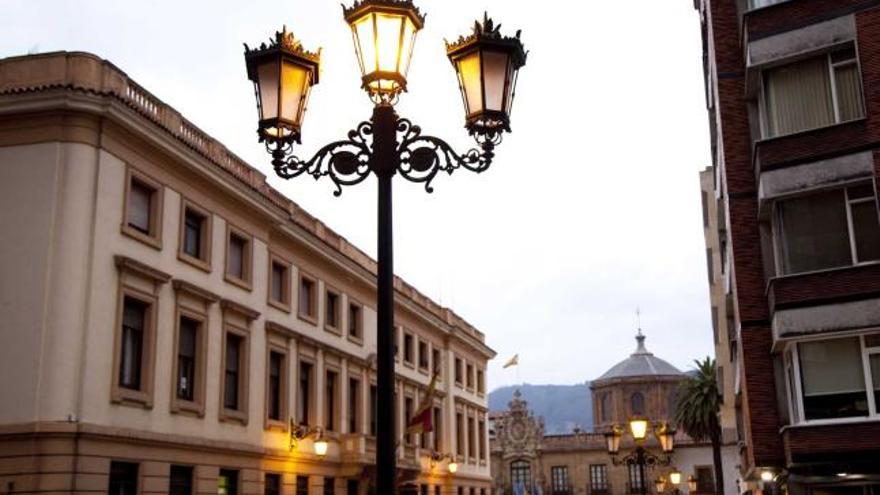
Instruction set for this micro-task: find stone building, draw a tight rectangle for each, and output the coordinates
[489,333,738,495]
[0,51,494,495]
[693,0,880,493]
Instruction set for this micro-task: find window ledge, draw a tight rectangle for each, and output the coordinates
[178,251,212,273]
[756,117,867,145]
[267,298,291,313]
[224,274,253,292]
[121,224,163,250]
[766,260,880,297]
[325,323,343,336]
[780,416,880,432]
[171,399,205,417]
[297,311,318,326]
[219,409,248,426]
[347,334,364,346]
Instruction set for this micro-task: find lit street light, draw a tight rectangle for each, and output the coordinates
[605,417,676,495]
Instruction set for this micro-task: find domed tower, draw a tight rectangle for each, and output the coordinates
[590,329,684,430]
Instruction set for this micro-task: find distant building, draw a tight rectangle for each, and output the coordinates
[693,0,880,493]
[489,333,738,495]
[0,51,494,495]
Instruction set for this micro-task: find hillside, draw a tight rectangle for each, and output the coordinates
[488,383,594,434]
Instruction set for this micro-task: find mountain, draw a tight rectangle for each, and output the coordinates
[488,383,594,434]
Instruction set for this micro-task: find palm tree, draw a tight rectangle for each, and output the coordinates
[675,357,724,495]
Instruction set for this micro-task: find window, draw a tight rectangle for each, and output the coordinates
[418,341,429,370]
[590,465,609,493]
[225,227,252,287]
[404,333,414,364]
[796,337,869,420]
[326,370,338,431]
[348,301,362,340]
[599,393,610,423]
[466,363,474,389]
[179,201,211,268]
[326,289,340,331]
[777,184,880,274]
[223,333,243,411]
[299,274,317,322]
[219,469,239,495]
[510,461,531,491]
[763,45,864,137]
[456,412,464,456]
[870,334,880,410]
[297,476,309,495]
[267,350,285,421]
[119,297,148,391]
[404,397,414,444]
[349,378,360,434]
[433,406,443,450]
[551,466,570,495]
[478,419,486,460]
[455,358,463,384]
[348,480,359,495]
[265,474,281,495]
[432,348,442,375]
[394,326,400,359]
[695,466,715,494]
[108,461,138,495]
[299,361,313,425]
[749,0,789,9]
[325,478,335,495]
[421,485,428,495]
[369,384,378,436]
[169,465,193,495]
[123,169,163,246]
[477,369,485,394]
[268,257,290,310]
[627,464,644,493]
[467,416,475,458]
[631,392,645,415]
[176,315,199,402]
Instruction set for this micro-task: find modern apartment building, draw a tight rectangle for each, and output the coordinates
[693,1,880,494]
[0,51,495,495]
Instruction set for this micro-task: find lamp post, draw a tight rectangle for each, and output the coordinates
[244,3,526,494]
[605,418,676,495]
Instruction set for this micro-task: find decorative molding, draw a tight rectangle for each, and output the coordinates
[114,255,171,283]
[172,279,220,302]
[220,298,261,320]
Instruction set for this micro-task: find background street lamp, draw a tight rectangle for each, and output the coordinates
[244,2,526,494]
[605,418,676,495]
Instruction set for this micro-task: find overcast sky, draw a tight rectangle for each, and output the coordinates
[3,0,713,390]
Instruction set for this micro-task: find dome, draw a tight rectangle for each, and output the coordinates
[595,330,682,381]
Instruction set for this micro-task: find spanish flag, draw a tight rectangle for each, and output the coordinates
[503,354,519,369]
[407,372,439,435]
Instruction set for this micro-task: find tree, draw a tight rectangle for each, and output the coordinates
[675,357,724,495]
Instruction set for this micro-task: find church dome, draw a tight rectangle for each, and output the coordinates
[595,330,682,382]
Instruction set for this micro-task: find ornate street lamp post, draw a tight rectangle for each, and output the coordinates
[605,418,676,495]
[244,3,526,494]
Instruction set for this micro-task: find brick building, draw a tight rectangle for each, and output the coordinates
[693,1,880,494]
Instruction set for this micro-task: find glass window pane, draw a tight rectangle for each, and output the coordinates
[281,61,306,123]
[128,180,152,233]
[183,210,202,258]
[482,50,509,112]
[400,18,417,76]
[798,338,868,420]
[765,56,834,136]
[851,201,880,262]
[835,63,865,122]
[271,263,285,302]
[258,62,280,120]
[779,189,851,274]
[355,15,377,74]
[870,353,880,411]
[375,14,402,73]
[458,52,483,115]
[227,235,245,279]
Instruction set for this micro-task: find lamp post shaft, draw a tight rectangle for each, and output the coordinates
[373,104,399,495]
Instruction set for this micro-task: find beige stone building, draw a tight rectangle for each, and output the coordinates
[0,51,495,495]
[489,333,739,495]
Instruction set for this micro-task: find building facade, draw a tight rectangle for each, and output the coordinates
[489,334,739,495]
[693,0,880,493]
[0,51,494,495]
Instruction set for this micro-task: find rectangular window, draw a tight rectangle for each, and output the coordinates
[296,476,309,495]
[120,297,147,391]
[169,465,193,495]
[176,316,198,401]
[455,357,463,384]
[124,171,162,245]
[418,341,429,370]
[299,361,313,425]
[478,419,486,460]
[349,378,360,434]
[326,370,338,431]
[108,461,138,495]
[627,464,644,493]
[467,416,475,458]
[551,466,570,495]
[777,184,880,274]
[325,478,335,495]
[466,363,474,389]
[369,384,378,436]
[763,45,864,137]
[299,275,317,321]
[265,474,281,495]
[695,466,715,494]
[589,465,608,493]
[404,333,414,364]
[268,351,284,421]
[348,480,359,495]
[219,469,239,495]
[269,258,290,309]
[797,337,868,420]
[477,370,485,394]
[348,302,362,340]
[456,412,464,456]
[226,229,251,285]
[432,348,442,376]
[404,397,414,444]
[326,290,340,330]
[224,333,243,411]
[181,204,209,263]
[432,406,442,450]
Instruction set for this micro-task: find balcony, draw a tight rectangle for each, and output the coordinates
[783,421,880,466]
[754,119,870,176]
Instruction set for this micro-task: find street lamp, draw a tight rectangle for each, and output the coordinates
[687,476,698,493]
[288,419,328,457]
[604,419,675,495]
[244,3,527,495]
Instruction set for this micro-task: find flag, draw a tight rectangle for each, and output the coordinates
[503,354,519,369]
[407,372,438,435]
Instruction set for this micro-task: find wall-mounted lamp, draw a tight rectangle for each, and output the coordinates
[687,476,698,493]
[289,418,328,457]
[429,452,457,473]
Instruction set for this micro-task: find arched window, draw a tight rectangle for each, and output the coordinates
[510,460,531,491]
[631,392,645,415]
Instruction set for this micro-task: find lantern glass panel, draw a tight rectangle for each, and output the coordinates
[257,61,280,121]
[629,418,649,440]
[482,50,509,112]
[354,15,376,75]
[376,13,403,73]
[458,52,483,115]
[280,59,308,124]
[399,17,418,76]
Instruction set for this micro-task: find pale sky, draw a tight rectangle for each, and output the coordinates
[2,0,713,390]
